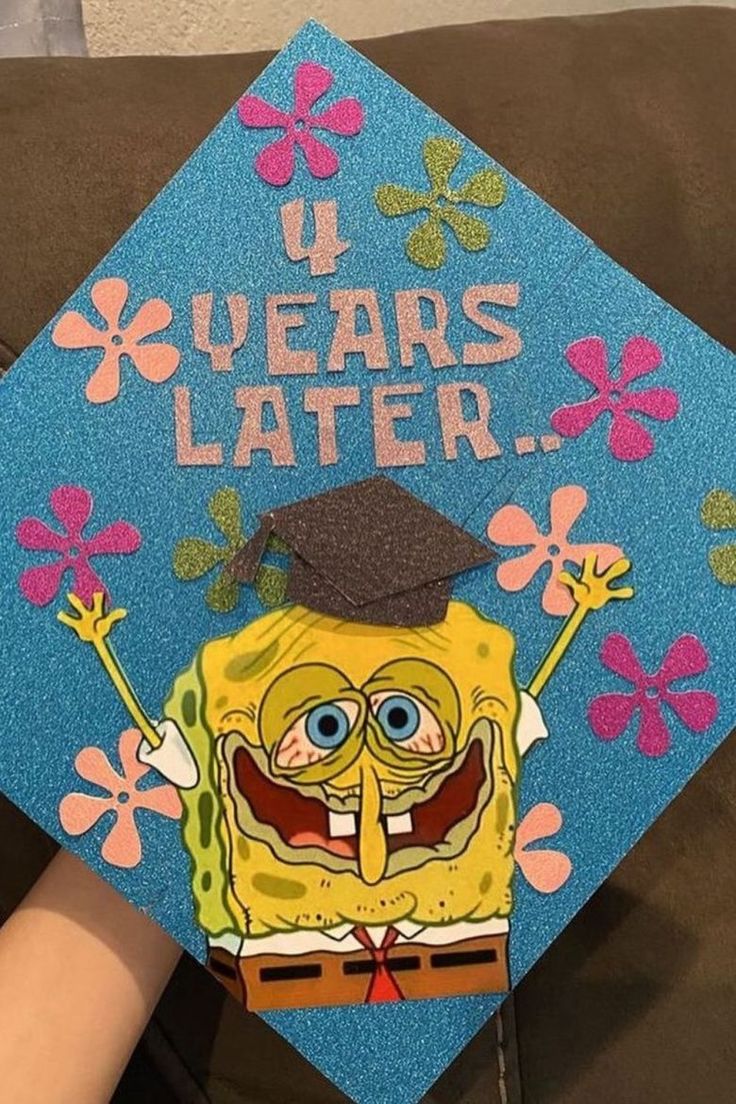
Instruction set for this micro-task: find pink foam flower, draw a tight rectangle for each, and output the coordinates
[487,485,622,615]
[52,277,180,404]
[59,728,181,868]
[589,633,718,758]
[550,336,679,461]
[16,484,141,607]
[238,61,364,186]
[514,803,572,894]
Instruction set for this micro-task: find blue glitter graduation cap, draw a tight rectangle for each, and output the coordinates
[0,20,734,1104]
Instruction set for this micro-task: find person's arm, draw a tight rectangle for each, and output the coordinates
[0,848,180,1104]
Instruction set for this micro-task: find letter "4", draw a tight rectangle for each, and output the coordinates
[279,198,350,276]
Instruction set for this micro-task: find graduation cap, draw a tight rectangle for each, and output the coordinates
[229,476,494,627]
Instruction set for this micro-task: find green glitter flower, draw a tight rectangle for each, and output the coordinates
[374,136,506,270]
[172,487,287,613]
[701,488,736,585]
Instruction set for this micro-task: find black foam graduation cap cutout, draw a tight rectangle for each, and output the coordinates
[229,476,495,627]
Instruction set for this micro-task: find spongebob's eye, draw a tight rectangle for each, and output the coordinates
[275,699,359,769]
[306,703,351,749]
[376,695,419,741]
[370,692,445,754]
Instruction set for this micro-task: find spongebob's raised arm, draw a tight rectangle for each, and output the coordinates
[526,555,633,699]
[58,593,199,789]
[58,592,163,747]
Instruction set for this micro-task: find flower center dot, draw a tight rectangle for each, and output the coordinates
[547,543,561,556]
[117,791,129,804]
[645,686,659,699]
[110,333,124,346]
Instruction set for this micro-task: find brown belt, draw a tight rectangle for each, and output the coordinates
[208,931,510,1011]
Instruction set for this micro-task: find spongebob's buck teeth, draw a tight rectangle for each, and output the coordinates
[386,811,413,835]
[328,811,357,838]
[327,810,415,838]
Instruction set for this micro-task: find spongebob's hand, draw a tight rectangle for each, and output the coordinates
[528,555,634,700]
[558,555,634,614]
[57,591,127,645]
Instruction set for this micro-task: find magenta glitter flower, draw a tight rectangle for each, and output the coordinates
[238,61,364,186]
[59,728,182,869]
[16,485,141,607]
[550,336,679,461]
[589,633,718,758]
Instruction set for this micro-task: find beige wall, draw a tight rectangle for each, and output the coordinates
[82,0,717,56]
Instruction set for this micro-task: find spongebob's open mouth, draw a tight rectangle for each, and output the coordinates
[233,740,484,857]
[224,721,496,878]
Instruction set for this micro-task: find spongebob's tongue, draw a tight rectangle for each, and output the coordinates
[358,762,388,885]
[289,830,355,857]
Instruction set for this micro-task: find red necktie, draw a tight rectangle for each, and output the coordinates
[352,925,404,1003]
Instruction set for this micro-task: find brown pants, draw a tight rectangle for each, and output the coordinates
[208,932,510,1011]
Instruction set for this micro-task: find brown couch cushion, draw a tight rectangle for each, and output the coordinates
[0,7,734,1103]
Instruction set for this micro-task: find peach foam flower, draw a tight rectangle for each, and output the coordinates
[58,728,182,868]
[487,484,622,615]
[514,803,572,894]
[52,277,180,403]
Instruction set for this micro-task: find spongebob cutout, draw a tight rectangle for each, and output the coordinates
[59,478,632,1010]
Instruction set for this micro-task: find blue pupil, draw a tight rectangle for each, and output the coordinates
[377,695,420,742]
[306,703,350,749]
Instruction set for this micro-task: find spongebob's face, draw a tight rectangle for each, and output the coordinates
[173,600,521,936]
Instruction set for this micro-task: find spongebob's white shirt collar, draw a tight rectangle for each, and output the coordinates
[322,918,509,945]
[230,916,510,957]
[321,921,424,943]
